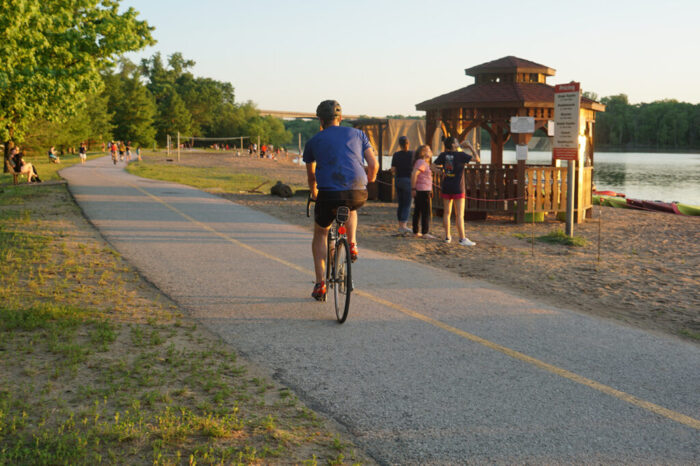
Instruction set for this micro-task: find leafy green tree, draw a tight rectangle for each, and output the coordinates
[103,60,157,146]
[155,87,193,144]
[1,0,154,169]
[24,91,114,154]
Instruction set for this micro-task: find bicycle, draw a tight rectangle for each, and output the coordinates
[307,195,352,323]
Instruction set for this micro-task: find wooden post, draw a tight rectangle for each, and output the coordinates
[565,160,575,236]
[490,124,504,166]
[377,123,384,171]
[516,160,525,223]
[177,132,180,162]
[513,133,530,224]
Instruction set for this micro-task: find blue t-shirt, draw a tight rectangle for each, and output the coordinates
[434,150,472,194]
[303,126,371,191]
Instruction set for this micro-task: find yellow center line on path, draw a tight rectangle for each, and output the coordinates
[127,181,700,431]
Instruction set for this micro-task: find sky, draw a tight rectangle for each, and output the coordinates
[120,0,700,117]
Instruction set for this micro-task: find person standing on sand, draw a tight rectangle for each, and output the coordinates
[303,99,379,300]
[433,136,479,246]
[411,144,435,238]
[391,135,414,234]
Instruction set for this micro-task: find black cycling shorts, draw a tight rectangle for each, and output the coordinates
[314,190,368,228]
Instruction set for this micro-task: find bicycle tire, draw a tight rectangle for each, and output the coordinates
[333,237,351,323]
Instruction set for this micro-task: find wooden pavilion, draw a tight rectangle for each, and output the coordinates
[415,56,605,223]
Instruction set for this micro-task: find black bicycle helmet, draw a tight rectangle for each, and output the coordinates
[316,100,342,121]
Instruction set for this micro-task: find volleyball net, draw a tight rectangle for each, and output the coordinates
[171,135,251,151]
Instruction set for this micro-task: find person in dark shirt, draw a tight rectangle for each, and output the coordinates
[391,136,413,234]
[11,147,41,182]
[433,137,478,246]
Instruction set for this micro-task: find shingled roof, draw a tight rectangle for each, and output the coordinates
[464,56,555,77]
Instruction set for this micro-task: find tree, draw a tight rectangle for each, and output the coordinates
[155,87,193,144]
[24,91,114,154]
[103,60,157,146]
[1,0,154,169]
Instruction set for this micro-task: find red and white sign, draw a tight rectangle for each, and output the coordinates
[553,82,581,161]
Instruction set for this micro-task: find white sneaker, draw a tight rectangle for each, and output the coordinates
[458,237,476,246]
[423,233,436,239]
[444,237,452,244]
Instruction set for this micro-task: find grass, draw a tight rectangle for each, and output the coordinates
[1,150,104,185]
[513,229,587,247]
[125,153,306,194]
[0,182,365,464]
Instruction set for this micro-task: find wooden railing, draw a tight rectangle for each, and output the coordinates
[432,164,593,222]
[525,166,592,220]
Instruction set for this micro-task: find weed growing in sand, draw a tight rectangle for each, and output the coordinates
[515,229,587,247]
[0,184,365,464]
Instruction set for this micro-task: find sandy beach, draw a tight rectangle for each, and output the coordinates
[161,151,700,342]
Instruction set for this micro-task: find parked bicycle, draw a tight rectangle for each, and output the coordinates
[307,195,352,323]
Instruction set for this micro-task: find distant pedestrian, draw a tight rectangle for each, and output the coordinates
[79,143,87,164]
[110,141,118,164]
[411,144,434,238]
[391,135,413,234]
[118,141,125,161]
[136,146,142,161]
[125,141,132,161]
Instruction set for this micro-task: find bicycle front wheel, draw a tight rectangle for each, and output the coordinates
[333,237,352,323]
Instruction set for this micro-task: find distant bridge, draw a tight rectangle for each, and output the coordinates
[258,109,372,120]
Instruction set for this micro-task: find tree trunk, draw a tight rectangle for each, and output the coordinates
[3,139,15,173]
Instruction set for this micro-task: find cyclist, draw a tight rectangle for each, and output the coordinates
[303,99,378,301]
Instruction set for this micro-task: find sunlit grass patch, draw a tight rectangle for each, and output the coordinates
[127,161,271,193]
[0,180,365,463]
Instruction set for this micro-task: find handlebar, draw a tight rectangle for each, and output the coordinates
[306,194,314,217]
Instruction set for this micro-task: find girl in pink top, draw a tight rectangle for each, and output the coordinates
[411,145,435,238]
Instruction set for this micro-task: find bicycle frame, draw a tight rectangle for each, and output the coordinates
[307,196,352,322]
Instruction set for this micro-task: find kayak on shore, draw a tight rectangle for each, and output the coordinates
[593,194,700,216]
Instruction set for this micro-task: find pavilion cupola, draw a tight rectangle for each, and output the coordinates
[465,56,556,85]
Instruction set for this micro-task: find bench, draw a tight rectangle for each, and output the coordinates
[5,160,24,184]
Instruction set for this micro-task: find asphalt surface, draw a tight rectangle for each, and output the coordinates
[61,157,699,464]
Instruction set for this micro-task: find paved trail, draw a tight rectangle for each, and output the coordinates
[62,158,699,464]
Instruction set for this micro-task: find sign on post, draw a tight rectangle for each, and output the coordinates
[510,116,535,134]
[553,82,581,161]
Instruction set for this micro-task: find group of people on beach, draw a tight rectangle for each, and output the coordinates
[391,136,480,246]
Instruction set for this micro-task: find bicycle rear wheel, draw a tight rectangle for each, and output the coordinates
[333,237,351,323]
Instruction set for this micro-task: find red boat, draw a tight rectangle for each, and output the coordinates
[594,190,626,198]
[626,198,679,214]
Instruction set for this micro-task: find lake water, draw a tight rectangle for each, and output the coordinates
[382,151,700,206]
